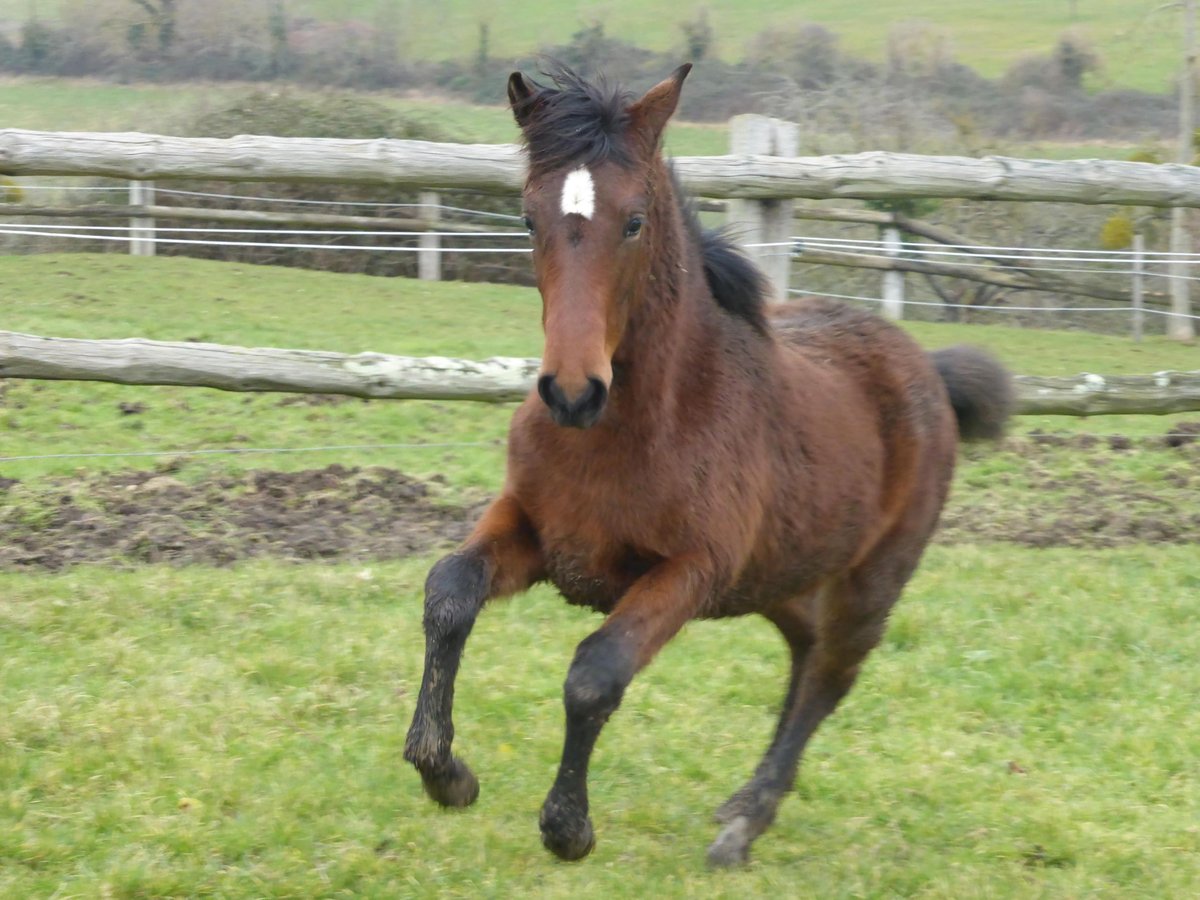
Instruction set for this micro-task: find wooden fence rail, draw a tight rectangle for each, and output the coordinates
[3,331,1198,416]
[5,129,1200,206]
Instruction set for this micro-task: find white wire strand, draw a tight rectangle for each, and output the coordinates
[788,234,1200,261]
[0,441,504,463]
[13,184,525,219]
[0,227,532,253]
[0,222,523,238]
[788,237,1200,267]
[787,288,1200,320]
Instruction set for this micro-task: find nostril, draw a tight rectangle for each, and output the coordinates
[538,374,608,427]
[537,374,557,409]
[580,377,608,414]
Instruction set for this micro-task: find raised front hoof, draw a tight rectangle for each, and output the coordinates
[706,816,755,868]
[419,757,480,808]
[539,805,596,861]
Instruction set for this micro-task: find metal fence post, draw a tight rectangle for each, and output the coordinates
[129,180,156,257]
[1132,230,1145,343]
[418,191,442,281]
[882,224,904,319]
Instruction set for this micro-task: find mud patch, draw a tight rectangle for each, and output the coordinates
[0,465,485,571]
[1,424,1197,571]
[935,426,1200,549]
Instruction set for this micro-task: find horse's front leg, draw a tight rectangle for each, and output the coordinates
[404,494,543,807]
[540,554,715,860]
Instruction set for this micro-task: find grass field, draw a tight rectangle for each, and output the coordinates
[3,548,1199,896]
[2,253,1199,894]
[0,0,1190,92]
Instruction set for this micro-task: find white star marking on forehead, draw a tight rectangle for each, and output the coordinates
[560,167,595,220]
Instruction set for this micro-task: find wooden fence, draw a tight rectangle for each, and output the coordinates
[2,124,1197,360]
[3,330,1198,417]
[2,125,1195,318]
[5,129,1200,204]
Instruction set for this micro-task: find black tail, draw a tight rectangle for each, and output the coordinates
[930,345,1014,441]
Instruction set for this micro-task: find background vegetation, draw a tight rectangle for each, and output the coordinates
[0,0,1184,139]
[0,0,1192,90]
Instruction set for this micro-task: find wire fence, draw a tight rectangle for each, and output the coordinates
[5,182,1200,328]
[0,441,503,464]
[3,181,1199,472]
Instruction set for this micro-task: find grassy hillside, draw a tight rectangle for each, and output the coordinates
[0,0,1188,92]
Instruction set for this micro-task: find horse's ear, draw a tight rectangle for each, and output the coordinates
[628,63,692,150]
[507,71,542,129]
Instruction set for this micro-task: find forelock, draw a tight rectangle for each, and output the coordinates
[516,65,636,176]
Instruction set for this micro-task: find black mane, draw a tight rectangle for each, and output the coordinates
[676,171,770,335]
[517,65,770,335]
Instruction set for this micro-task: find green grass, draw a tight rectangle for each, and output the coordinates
[1,548,1198,896]
[2,252,1197,488]
[1,0,1189,91]
[1,254,1198,892]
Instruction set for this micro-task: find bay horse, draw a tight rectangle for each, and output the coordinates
[404,63,1013,866]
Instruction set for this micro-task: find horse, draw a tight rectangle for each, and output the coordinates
[404,63,1013,867]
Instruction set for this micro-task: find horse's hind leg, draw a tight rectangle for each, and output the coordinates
[404,495,543,807]
[707,570,901,867]
[712,595,817,826]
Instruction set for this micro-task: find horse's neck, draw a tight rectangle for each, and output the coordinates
[609,235,725,431]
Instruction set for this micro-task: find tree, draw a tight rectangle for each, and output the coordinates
[128,0,177,57]
[680,9,713,62]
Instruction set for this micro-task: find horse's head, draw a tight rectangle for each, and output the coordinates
[508,64,691,428]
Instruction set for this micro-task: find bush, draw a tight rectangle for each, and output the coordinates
[138,91,528,283]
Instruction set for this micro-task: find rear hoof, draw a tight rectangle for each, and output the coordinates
[420,757,480,808]
[540,804,596,861]
[706,816,754,868]
[713,785,755,825]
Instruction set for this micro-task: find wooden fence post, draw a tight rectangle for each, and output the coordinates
[881,224,904,319]
[129,180,155,257]
[726,115,799,302]
[418,191,441,281]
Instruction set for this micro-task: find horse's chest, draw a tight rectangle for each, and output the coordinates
[541,540,660,614]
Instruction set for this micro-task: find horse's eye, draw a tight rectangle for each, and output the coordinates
[523,215,536,236]
[624,216,644,239]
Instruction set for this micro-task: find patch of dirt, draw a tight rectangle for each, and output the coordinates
[1,423,1197,571]
[0,465,486,571]
[935,424,1200,549]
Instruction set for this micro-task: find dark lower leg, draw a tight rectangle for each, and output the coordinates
[404,495,543,807]
[539,628,636,860]
[403,551,490,806]
[715,603,815,825]
[714,641,811,824]
[540,555,713,860]
[707,661,854,867]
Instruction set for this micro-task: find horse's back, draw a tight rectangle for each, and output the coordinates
[717,297,958,613]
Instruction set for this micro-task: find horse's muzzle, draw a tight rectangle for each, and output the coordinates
[538,374,609,429]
